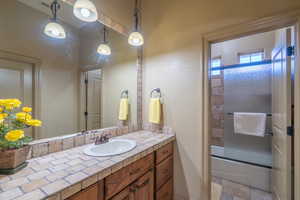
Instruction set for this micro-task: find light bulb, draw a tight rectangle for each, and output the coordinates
[73,0,98,22]
[128,31,144,46]
[44,22,66,39]
[97,44,111,56]
[80,8,91,18]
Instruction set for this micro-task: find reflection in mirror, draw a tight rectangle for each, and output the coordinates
[0,0,138,140]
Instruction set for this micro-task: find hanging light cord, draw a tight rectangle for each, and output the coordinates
[50,0,60,21]
[134,0,140,31]
[103,26,107,43]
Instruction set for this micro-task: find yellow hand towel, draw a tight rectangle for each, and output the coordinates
[149,98,161,124]
[119,98,129,120]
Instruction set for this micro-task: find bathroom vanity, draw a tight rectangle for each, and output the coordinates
[67,142,173,200]
[0,130,175,200]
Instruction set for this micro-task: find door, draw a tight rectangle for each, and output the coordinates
[130,170,154,200]
[0,58,33,137]
[271,27,293,200]
[85,69,102,130]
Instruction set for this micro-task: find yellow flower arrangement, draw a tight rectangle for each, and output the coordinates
[22,107,32,113]
[0,99,41,150]
[26,119,42,127]
[0,113,8,120]
[16,112,32,122]
[5,130,24,142]
[0,99,22,110]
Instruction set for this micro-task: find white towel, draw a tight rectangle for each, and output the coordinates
[234,112,267,137]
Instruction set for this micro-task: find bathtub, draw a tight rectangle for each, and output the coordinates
[211,145,271,192]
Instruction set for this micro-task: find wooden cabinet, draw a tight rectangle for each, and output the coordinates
[156,156,173,190]
[155,143,174,200]
[156,178,173,200]
[156,143,173,164]
[66,142,173,200]
[105,153,154,199]
[130,170,154,200]
[67,181,104,200]
[110,187,131,200]
[110,170,154,200]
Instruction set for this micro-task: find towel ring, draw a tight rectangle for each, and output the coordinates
[150,88,162,98]
[121,90,129,98]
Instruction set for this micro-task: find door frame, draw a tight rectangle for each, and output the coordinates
[79,68,103,131]
[201,10,300,200]
[0,49,42,139]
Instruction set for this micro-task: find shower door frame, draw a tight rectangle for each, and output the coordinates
[202,10,300,200]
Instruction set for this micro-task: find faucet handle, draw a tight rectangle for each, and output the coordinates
[80,130,90,135]
[103,133,112,138]
[103,133,112,141]
[94,136,101,145]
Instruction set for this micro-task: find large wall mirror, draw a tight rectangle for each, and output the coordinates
[0,0,138,139]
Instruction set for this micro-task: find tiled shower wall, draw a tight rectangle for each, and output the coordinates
[211,72,224,147]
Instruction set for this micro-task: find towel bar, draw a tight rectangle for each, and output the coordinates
[227,112,272,117]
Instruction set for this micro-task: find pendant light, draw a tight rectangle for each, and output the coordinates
[97,26,111,56]
[44,0,66,39]
[128,0,144,46]
[73,0,98,22]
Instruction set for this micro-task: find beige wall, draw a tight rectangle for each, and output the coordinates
[0,1,80,139]
[141,0,300,199]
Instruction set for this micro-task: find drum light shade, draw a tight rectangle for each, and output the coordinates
[97,44,111,55]
[73,0,98,22]
[44,22,66,39]
[128,31,144,46]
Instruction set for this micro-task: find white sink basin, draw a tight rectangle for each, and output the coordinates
[83,139,137,157]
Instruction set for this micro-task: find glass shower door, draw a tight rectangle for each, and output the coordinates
[223,64,272,167]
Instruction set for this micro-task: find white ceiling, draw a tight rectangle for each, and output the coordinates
[17,0,89,29]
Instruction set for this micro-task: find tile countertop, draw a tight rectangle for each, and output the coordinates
[0,131,175,200]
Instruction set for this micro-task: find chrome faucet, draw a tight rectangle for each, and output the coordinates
[95,134,111,145]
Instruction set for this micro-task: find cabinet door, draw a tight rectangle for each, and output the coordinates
[105,153,154,199]
[131,170,154,200]
[110,187,133,200]
[156,156,173,190]
[156,178,173,200]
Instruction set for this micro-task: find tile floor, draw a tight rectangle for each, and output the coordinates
[211,176,272,200]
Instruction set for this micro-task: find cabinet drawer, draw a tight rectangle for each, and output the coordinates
[105,153,154,199]
[156,143,173,164]
[156,156,173,190]
[131,170,154,200]
[156,178,173,200]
